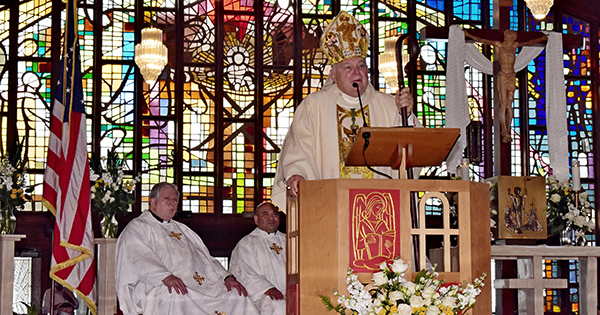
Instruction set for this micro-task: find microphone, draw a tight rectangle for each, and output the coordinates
[351,82,391,180]
[352,82,371,150]
[352,83,368,128]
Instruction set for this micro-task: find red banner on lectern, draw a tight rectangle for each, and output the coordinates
[349,189,401,273]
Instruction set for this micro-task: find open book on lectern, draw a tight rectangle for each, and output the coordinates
[344,127,461,174]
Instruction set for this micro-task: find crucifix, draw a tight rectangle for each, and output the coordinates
[421,0,582,177]
[462,28,548,145]
[421,2,584,313]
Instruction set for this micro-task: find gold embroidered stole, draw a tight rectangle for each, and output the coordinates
[336,104,373,179]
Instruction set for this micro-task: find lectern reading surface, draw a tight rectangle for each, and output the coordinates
[344,127,460,170]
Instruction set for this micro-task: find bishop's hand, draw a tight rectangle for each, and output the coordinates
[395,87,413,118]
[286,174,305,197]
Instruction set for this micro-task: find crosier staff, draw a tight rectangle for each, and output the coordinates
[395,34,420,127]
[394,34,422,267]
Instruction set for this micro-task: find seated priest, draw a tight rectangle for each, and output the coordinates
[230,202,286,315]
[271,10,420,209]
[41,282,79,315]
[115,182,259,315]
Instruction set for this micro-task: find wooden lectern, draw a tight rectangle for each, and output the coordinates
[345,127,460,178]
[286,127,492,315]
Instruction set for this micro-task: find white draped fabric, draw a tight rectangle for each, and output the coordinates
[230,228,287,315]
[446,25,568,181]
[115,211,259,315]
[545,32,569,182]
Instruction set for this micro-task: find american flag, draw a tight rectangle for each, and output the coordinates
[42,0,97,313]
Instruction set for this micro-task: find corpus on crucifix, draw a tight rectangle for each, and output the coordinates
[462,29,548,143]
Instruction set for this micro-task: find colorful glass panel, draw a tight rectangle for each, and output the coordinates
[0,0,594,234]
[452,0,482,21]
[1,2,597,314]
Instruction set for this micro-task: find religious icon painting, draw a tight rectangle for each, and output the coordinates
[349,189,401,273]
[493,176,547,240]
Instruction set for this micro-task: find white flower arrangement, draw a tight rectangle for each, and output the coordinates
[320,258,486,315]
[89,151,140,218]
[546,175,594,245]
[0,140,33,233]
[0,157,26,208]
[0,146,32,212]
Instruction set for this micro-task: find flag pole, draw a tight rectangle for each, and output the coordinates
[42,0,97,313]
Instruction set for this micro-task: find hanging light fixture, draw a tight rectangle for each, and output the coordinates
[135,27,168,85]
[524,0,554,20]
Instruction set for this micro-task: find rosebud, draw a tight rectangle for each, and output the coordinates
[441,296,457,308]
[422,286,436,300]
[396,304,412,315]
[372,272,387,286]
[379,262,388,271]
[391,259,409,274]
[425,305,441,315]
[389,290,403,301]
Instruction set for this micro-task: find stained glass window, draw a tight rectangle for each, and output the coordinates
[453,0,483,21]
[2,0,592,208]
[0,0,592,225]
[2,0,598,313]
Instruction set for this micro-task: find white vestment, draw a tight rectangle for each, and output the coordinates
[115,211,259,315]
[272,81,419,209]
[230,228,286,315]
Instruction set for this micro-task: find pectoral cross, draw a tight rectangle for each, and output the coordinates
[169,231,182,240]
[270,243,283,255]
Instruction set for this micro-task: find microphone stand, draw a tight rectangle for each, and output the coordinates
[352,82,392,180]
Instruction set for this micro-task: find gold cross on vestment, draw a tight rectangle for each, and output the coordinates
[169,231,182,240]
[270,243,282,255]
[214,311,225,315]
[194,272,205,286]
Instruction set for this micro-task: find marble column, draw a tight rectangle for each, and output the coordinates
[95,238,117,315]
[0,234,26,315]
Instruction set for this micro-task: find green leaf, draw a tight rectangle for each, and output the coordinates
[414,268,428,283]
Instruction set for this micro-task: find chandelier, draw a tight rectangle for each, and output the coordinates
[378,36,409,93]
[135,27,168,85]
[524,0,554,20]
